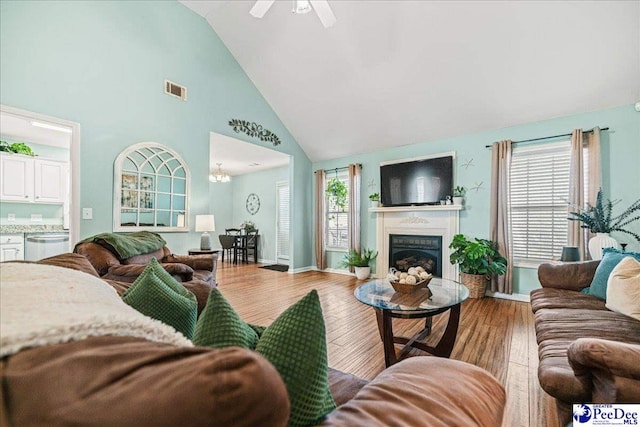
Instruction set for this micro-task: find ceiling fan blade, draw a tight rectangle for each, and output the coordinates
[309,0,336,28]
[249,0,275,18]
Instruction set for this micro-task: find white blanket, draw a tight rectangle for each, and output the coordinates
[0,263,193,358]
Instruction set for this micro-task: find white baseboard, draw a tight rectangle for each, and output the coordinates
[289,266,313,274]
[486,291,530,302]
[320,267,355,277]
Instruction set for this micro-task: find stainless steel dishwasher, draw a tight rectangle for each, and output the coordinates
[24,232,70,261]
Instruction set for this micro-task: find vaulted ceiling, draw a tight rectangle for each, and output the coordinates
[181,1,640,162]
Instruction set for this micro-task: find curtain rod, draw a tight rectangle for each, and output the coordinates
[484,127,609,148]
[314,164,362,173]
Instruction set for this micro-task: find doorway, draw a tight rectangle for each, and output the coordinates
[0,104,80,247]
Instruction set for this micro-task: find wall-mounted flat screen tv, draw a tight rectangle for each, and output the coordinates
[380,154,454,206]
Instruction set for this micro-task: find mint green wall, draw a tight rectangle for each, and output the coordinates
[0,1,313,268]
[229,166,289,263]
[313,104,640,295]
[0,203,63,226]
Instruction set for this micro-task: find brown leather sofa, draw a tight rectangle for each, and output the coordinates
[1,254,507,427]
[531,261,640,425]
[74,241,216,312]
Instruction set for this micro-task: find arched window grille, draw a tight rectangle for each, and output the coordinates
[114,142,190,231]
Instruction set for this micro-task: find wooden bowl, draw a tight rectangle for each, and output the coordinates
[389,276,432,294]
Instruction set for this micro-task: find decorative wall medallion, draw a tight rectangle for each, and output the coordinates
[246,193,260,215]
[400,216,430,225]
[229,119,281,146]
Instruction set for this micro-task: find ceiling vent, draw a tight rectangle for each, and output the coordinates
[164,80,187,101]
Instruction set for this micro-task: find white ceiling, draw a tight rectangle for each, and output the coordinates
[0,111,71,149]
[185,1,639,162]
[210,131,289,176]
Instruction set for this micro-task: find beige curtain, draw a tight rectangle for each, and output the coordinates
[314,169,326,270]
[490,140,514,294]
[568,128,601,260]
[348,164,361,273]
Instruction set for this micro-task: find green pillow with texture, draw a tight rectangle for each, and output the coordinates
[194,289,335,427]
[193,289,260,349]
[122,257,198,339]
[255,290,336,427]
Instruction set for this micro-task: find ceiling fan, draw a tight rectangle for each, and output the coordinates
[250,0,336,28]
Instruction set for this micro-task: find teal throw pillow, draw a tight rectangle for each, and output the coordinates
[122,258,198,339]
[194,289,336,427]
[586,248,640,300]
[193,290,260,349]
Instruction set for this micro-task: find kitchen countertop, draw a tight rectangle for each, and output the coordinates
[0,225,67,234]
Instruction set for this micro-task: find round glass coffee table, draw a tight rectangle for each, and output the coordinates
[354,277,469,367]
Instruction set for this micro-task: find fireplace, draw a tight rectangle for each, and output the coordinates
[372,205,461,280]
[389,234,442,276]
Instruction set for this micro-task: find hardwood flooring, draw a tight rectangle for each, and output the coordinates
[216,262,560,427]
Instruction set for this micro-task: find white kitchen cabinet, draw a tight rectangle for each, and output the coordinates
[34,159,68,203]
[0,234,24,261]
[0,154,34,202]
[0,153,68,204]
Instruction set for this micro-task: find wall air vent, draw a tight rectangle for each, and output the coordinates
[164,80,187,101]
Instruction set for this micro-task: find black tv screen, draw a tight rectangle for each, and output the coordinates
[380,155,453,206]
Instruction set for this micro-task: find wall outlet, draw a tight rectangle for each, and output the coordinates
[82,208,93,220]
[31,214,43,222]
[7,214,16,222]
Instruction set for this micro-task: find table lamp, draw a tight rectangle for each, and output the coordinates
[195,214,215,250]
[560,246,580,262]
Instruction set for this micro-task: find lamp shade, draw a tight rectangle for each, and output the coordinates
[560,246,580,262]
[195,215,215,232]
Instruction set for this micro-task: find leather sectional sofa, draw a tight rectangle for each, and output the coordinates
[1,253,507,426]
[531,260,640,425]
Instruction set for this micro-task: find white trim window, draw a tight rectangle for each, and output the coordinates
[509,141,571,264]
[325,172,349,251]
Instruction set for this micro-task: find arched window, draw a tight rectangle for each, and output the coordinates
[113,142,189,231]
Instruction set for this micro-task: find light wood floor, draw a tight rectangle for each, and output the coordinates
[216,262,560,427]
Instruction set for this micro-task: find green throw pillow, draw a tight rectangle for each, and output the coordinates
[122,258,198,339]
[194,289,336,427]
[193,290,260,349]
[585,248,640,300]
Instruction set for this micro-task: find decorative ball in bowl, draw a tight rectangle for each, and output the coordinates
[387,267,433,294]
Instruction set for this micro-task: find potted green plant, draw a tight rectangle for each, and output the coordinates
[326,177,348,211]
[568,188,640,259]
[452,186,465,205]
[448,234,507,298]
[369,192,380,207]
[340,248,378,280]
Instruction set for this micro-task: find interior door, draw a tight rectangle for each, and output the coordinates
[276,181,290,265]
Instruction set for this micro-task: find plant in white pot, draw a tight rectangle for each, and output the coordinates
[448,234,508,298]
[568,188,640,259]
[341,248,378,280]
[369,192,380,207]
[452,186,465,205]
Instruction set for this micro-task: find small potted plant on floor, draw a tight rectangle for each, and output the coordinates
[568,188,640,260]
[448,234,507,298]
[452,186,465,205]
[369,192,380,207]
[341,248,378,280]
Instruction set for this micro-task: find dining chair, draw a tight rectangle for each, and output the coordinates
[218,234,237,264]
[237,230,259,264]
[225,228,241,235]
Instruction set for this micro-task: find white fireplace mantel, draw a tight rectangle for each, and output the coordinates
[370,205,461,280]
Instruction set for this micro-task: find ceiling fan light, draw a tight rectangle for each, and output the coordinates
[293,0,312,14]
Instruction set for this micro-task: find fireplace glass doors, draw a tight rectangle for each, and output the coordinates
[389,234,442,276]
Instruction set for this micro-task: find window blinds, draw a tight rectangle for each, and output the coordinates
[277,183,290,259]
[510,141,571,262]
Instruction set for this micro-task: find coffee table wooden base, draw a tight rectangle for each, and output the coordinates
[374,304,461,367]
